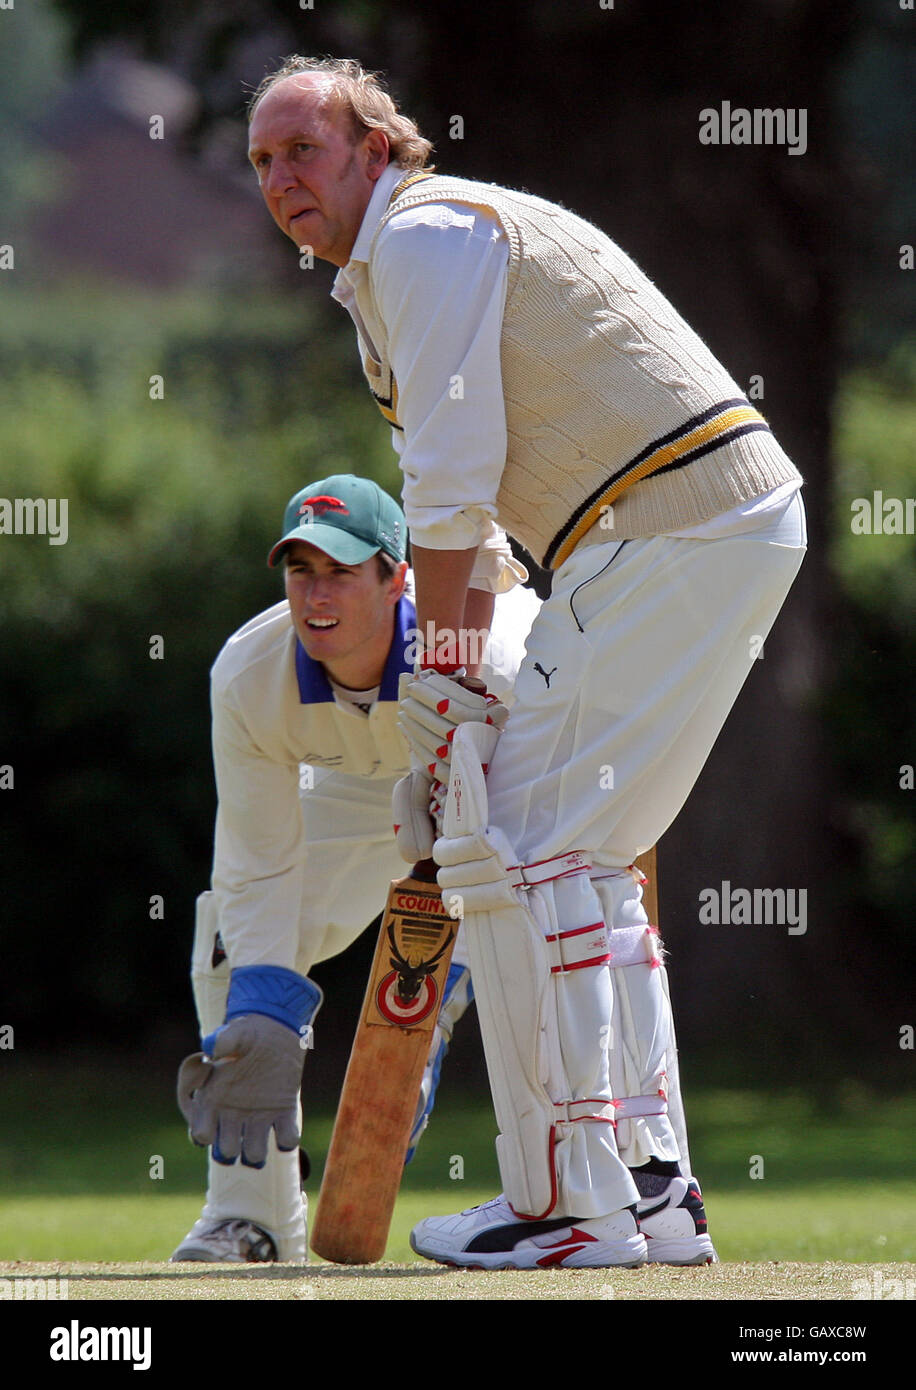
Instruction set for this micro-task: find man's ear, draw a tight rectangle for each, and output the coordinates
[389,559,409,603]
[364,128,390,180]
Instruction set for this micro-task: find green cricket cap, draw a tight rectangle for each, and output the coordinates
[267,475,406,568]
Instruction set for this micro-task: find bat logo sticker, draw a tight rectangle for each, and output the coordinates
[375,923,455,1026]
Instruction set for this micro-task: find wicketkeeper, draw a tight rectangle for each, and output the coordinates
[171,474,537,1262]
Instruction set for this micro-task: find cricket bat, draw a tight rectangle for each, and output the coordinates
[310,856,458,1264]
[634,844,658,927]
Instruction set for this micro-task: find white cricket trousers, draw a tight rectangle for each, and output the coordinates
[475,495,806,1196]
[487,496,807,866]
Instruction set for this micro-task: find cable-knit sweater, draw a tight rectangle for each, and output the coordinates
[368,172,801,569]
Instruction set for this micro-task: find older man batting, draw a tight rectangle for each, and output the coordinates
[245,57,807,1269]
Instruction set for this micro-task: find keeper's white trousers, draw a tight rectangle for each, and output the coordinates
[191,772,472,1260]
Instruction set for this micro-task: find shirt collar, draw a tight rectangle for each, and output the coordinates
[331,162,407,302]
[294,593,417,705]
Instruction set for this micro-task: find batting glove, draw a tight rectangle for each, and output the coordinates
[398,671,508,783]
[392,767,437,864]
[434,824,522,915]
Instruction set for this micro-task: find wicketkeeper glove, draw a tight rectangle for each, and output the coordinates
[176,965,322,1169]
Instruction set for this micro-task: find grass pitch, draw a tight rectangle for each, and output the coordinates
[0,1059,913,1293]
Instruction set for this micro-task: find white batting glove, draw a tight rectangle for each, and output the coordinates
[398,671,508,783]
[392,767,437,864]
[429,777,448,828]
[434,824,522,915]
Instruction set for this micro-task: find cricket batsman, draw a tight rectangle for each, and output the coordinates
[171,473,537,1262]
[245,58,808,1269]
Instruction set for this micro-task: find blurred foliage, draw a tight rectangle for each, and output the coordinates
[826,344,916,935]
[44,0,912,363]
[838,4,916,364]
[2,0,913,1056]
[0,0,71,224]
[0,283,399,1044]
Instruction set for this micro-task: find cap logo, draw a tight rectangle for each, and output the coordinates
[301,495,349,518]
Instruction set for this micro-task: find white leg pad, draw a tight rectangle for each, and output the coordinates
[190,891,230,1039]
[189,892,306,1262]
[592,874,687,1171]
[442,727,637,1221]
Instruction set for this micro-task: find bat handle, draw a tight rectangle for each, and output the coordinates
[411,857,439,883]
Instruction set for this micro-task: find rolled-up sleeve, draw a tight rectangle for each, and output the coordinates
[372,206,509,552]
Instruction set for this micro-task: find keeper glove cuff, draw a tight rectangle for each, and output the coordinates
[202,964,322,1051]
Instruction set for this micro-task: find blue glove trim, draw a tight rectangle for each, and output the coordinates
[213,1144,248,1167]
[202,966,323,1051]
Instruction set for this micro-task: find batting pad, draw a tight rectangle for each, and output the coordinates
[442,725,637,1220]
[592,876,685,1171]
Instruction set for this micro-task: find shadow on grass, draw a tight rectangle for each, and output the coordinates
[40,1265,447,1282]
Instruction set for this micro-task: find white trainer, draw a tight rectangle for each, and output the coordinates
[410,1195,647,1270]
[638,1177,719,1265]
[169,1217,279,1263]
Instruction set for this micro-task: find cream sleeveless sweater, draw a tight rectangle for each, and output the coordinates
[368,173,801,569]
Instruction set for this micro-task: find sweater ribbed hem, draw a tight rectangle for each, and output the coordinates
[545,409,800,565]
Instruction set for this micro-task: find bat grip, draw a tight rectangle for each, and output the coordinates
[411,857,439,882]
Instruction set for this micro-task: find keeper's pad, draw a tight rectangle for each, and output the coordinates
[188,892,307,1261]
[405,960,474,1163]
[437,725,637,1220]
[592,872,691,1175]
[191,891,230,1037]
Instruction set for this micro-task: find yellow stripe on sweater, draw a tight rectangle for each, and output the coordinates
[374,377,400,427]
[552,405,766,568]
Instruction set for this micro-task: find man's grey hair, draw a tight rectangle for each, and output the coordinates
[247,56,434,170]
